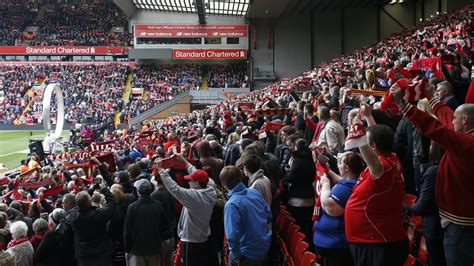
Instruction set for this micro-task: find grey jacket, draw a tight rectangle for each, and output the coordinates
[160,168,217,243]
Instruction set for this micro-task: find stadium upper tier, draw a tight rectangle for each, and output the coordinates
[0,63,249,126]
[0,0,131,46]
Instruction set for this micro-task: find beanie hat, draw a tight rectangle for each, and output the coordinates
[381,78,428,115]
[134,179,153,194]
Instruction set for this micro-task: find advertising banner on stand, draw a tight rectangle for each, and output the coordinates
[172,49,247,59]
[0,46,131,55]
[135,24,248,38]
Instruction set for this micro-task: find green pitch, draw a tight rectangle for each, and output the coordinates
[0,130,69,173]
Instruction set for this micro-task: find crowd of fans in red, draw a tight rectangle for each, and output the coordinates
[0,63,129,127]
[0,63,249,126]
[0,4,472,266]
[0,0,131,46]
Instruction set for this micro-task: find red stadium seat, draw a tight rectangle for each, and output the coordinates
[301,251,317,266]
[275,232,295,266]
[283,223,301,247]
[289,232,305,255]
[293,241,309,266]
[403,255,416,266]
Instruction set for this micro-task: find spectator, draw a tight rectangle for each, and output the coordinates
[345,115,408,266]
[7,221,34,266]
[314,152,364,266]
[69,188,116,265]
[124,179,170,266]
[391,84,474,266]
[157,162,217,266]
[29,218,48,251]
[282,138,316,247]
[220,166,272,266]
[314,106,345,155]
[34,208,67,266]
[242,154,272,207]
[435,81,459,111]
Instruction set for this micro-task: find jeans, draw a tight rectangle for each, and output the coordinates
[443,223,474,266]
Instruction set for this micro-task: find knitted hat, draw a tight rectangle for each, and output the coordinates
[381,78,428,115]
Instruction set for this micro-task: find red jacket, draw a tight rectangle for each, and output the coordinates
[402,102,474,226]
[163,140,180,155]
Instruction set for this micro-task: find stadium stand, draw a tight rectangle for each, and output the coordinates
[0,2,473,266]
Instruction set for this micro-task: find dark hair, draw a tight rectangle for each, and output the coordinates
[367,124,394,154]
[344,153,365,177]
[295,138,308,151]
[220,166,243,190]
[246,141,265,158]
[297,100,306,111]
[304,103,314,114]
[286,134,299,145]
[243,154,262,174]
[127,163,142,180]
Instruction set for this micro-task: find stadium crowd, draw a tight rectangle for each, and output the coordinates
[0,4,473,266]
[0,62,249,126]
[208,64,249,88]
[0,0,131,46]
[0,63,129,126]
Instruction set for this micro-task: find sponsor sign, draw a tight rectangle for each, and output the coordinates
[172,49,247,59]
[0,46,130,55]
[135,24,248,38]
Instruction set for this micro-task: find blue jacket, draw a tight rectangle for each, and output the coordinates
[129,148,143,162]
[224,182,272,261]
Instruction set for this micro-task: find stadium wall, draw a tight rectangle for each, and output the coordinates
[274,14,312,80]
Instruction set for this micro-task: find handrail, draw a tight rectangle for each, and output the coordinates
[127,91,191,127]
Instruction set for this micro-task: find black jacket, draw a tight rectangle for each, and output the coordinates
[69,188,116,260]
[410,165,443,240]
[282,149,315,199]
[34,230,64,266]
[123,195,170,256]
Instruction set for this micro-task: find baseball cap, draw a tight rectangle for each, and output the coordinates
[134,179,153,194]
[184,170,209,185]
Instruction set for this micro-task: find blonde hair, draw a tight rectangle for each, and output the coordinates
[111,186,124,204]
[417,98,437,119]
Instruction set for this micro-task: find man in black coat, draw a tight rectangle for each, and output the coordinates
[124,179,170,266]
[69,186,116,265]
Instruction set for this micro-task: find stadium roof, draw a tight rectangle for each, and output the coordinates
[132,0,250,16]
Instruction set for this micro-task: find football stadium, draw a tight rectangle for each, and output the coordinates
[0,0,473,265]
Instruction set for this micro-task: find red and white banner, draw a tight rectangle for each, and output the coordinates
[173,49,247,59]
[135,24,248,38]
[0,46,131,55]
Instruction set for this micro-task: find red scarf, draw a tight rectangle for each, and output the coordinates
[312,162,327,221]
[7,236,29,249]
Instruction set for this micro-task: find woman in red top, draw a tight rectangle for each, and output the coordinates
[344,106,408,266]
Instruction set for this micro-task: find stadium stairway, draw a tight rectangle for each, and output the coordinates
[35,5,48,22]
[201,74,209,90]
[122,73,133,103]
[115,72,133,128]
